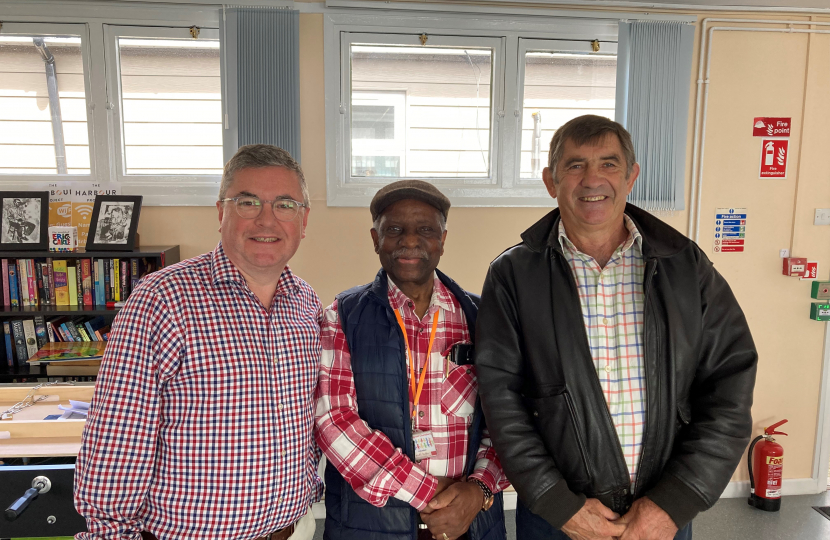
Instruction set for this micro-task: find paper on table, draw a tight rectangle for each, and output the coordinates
[0,431,9,439]
[58,400,90,416]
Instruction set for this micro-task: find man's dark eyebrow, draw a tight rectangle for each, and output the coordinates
[600,154,622,162]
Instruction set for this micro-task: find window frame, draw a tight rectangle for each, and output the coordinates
[103,24,223,199]
[324,11,620,207]
[0,21,96,184]
[339,32,505,187]
[515,38,618,184]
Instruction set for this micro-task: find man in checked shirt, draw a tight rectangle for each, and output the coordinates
[75,145,321,540]
[476,115,757,540]
[315,180,509,540]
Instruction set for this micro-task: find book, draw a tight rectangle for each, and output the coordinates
[46,257,55,304]
[34,315,48,348]
[27,259,37,306]
[28,341,106,365]
[93,259,101,306]
[120,260,129,302]
[75,262,83,307]
[50,318,70,342]
[81,259,93,307]
[84,316,106,342]
[19,259,29,307]
[54,260,69,305]
[11,320,27,363]
[22,319,37,359]
[46,319,56,343]
[113,258,120,302]
[3,321,12,368]
[0,259,7,306]
[131,258,140,292]
[41,262,51,305]
[35,262,45,307]
[95,325,111,342]
[68,266,78,306]
[63,320,82,342]
[104,259,111,303]
[8,262,19,308]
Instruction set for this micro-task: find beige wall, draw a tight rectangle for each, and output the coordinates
[136,11,830,484]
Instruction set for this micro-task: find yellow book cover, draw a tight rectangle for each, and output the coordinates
[53,260,69,306]
[68,266,78,306]
[48,185,73,228]
[113,259,120,302]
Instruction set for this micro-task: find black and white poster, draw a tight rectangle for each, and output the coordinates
[1,197,42,244]
[92,201,134,245]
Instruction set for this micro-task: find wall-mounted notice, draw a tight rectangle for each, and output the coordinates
[714,208,747,253]
[760,139,789,179]
[753,117,791,137]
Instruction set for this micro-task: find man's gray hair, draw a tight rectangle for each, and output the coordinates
[220,144,310,206]
[548,115,637,183]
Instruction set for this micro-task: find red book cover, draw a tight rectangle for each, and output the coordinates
[81,259,93,307]
[26,259,36,305]
[1,259,8,307]
[46,257,55,305]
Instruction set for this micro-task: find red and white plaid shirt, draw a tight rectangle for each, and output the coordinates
[75,244,323,540]
[315,274,509,512]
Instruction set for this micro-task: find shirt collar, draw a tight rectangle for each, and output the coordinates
[387,272,456,315]
[211,242,299,296]
[557,214,643,257]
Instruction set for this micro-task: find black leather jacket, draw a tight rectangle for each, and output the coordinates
[476,204,757,530]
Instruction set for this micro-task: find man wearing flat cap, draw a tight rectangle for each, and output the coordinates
[315,180,509,540]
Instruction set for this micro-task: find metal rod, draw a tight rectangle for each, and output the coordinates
[33,37,68,174]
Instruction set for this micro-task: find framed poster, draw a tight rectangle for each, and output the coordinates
[0,191,49,251]
[85,195,143,251]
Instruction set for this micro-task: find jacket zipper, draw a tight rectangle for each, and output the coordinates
[632,260,658,499]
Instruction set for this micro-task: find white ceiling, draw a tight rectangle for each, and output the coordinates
[583,0,829,10]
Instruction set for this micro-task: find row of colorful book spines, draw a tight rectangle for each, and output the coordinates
[1,257,153,308]
[2,316,110,367]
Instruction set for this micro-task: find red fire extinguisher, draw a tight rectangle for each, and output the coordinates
[747,419,788,512]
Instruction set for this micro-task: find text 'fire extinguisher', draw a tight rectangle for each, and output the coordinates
[748,419,788,512]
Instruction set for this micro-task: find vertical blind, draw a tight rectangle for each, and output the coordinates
[221,7,301,163]
[615,21,694,213]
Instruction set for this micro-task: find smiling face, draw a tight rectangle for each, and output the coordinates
[542,133,639,239]
[370,199,446,290]
[216,166,309,282]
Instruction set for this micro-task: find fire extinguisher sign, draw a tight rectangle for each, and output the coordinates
[760,139,789,179]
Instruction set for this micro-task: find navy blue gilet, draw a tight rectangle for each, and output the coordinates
[323,268,506,540]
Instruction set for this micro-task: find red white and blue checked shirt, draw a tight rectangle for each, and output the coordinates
[314,275,509,512]
[74,244,323,540]
[558,216,646,486]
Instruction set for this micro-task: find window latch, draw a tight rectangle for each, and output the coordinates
[190,26,201,40]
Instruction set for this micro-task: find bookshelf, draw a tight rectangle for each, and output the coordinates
[0,245,180,383]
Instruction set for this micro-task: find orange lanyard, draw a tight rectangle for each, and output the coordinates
[394,308,440,418]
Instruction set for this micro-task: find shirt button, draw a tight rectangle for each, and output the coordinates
[278,497,284,503]
[604,365,612,373]
[466,369,471,374]
[602,318,609,325]
[273,356,279,363]
[282,451,287,457]
[278,403,284,411]
[418,411,425,418]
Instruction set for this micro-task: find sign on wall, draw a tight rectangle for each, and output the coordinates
[760,139,789,179]
[714,208,747,253]
[753,117,791,137]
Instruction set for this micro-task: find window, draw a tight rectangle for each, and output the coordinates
[105,26,223,183]
[325,13,618,206]
[518,40,617,180]
[0,24,92,177]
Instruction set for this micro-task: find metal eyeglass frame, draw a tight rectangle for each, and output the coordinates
[219,196,309,222]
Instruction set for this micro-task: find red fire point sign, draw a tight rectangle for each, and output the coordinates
[753,117,791,137]
[760,139,788,178]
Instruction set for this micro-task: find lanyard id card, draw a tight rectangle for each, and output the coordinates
[412,430,437,460]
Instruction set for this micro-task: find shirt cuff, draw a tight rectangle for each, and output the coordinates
[468,467,499,495]
[394,461,437,511]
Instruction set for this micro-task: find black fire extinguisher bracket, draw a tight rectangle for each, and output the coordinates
[748,493,781,512]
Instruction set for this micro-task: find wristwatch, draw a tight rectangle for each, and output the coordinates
[467,478,494,512]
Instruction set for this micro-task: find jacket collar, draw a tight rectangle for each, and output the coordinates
[520,203,690,260]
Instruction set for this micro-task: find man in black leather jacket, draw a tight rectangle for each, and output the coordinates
[476,115,757,540]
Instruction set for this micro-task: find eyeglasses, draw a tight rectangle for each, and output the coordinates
[220,196,308,221]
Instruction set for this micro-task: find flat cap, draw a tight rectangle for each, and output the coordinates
[370,180,451,222]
